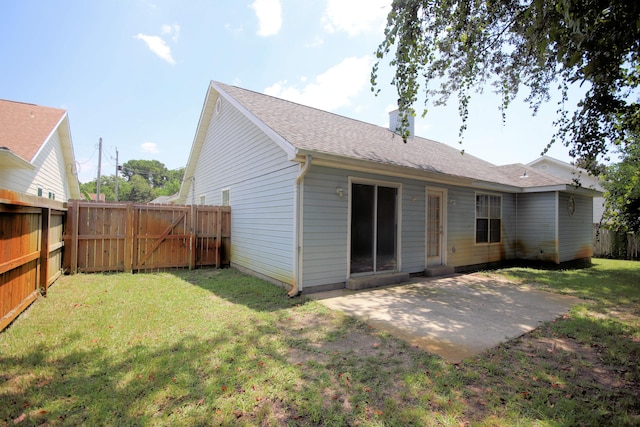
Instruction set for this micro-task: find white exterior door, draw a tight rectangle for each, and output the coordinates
[426,189,446,267]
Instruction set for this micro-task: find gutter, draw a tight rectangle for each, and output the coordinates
[289,154,312,297]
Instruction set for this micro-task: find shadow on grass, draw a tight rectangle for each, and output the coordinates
[172,268,311,312]
[497,259,640,306]
[1,316,351,425]
[454,310,640,426]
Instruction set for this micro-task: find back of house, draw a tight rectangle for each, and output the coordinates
[179,81,598,294]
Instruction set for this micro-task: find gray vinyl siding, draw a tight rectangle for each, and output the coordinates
[301,167,349,287]
[0,129,72,200]
[446,188,517,268]
[558,193,593,262]
[301,167,427,289]
[516,192,558,262]
[403,183,426,271]
[300,166,523,289]
[192,97,298,285]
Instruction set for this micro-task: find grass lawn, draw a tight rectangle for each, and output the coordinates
[1,259,639,426]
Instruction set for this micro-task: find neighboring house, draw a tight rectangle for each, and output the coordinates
[527,156,605,224]
[150,193,180,204]
[178,81,598,295]
[0,99,80,201]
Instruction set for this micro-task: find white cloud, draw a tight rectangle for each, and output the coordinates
[161,23,181,43]
[264,56,372,111]
[304,36,324,48]
[323,0,390,36]
[134,33,176,64]
[141,142,159,153]
[251,0,282,37]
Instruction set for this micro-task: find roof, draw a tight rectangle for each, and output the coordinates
[182,81,593,197]
[527,155,605,192]
[0,99,66,162]
[0,99,80,199]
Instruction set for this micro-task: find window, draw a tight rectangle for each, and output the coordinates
[48,192,55,200]
[37,187,43,197]
[221,189,230,206]
[476,194,501,243]
[199,194,206,205]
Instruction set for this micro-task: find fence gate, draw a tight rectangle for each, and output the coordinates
[64,201,230,273]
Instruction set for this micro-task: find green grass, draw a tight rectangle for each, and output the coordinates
[1,260,639,426]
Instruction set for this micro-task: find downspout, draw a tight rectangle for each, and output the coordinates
[289,154,312,297]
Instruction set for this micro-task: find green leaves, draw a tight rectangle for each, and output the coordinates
[373,0,640,170]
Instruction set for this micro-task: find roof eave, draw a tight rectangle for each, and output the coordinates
[294,149,481,187]
[178,83,219,204]
[0,148,35,170]
[57,114,81,199]
[522,184,602,197]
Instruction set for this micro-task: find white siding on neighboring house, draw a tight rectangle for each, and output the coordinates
[30,129,71,200]
[529,157,605,223]
[516,192,558,262]
[0,128,72,200]
[191,96,298,285]
[558,193,593,262]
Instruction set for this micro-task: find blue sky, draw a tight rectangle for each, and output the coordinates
[1,0,576,183]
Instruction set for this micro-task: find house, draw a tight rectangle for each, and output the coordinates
[0,99,80,201]
[527,156,606,224]
[178,81,598,295]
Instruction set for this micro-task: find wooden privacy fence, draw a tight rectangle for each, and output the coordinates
[593,224,639,260]
[1,189,66,331]
[63,201,230,273]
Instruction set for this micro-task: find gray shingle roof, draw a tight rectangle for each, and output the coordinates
[215,82,570,189]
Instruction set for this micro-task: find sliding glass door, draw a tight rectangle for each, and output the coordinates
[350,183,398,275]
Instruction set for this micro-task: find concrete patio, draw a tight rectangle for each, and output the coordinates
[309,273,583,363]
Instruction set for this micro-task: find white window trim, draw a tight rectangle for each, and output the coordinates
[347,176,402,279]
[474,191,502,245]
[221,188,230,206]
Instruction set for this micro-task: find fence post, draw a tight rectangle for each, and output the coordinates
[39,207,50,295]
[215,207,222,268]
[70,200,79,274]
[189,204,196,270]
[125,203,134,273]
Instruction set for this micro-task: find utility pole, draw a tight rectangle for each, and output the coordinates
[114,147,119,201]
[96,137,103,201]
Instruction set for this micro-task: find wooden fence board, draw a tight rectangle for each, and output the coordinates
[593,224,640,260]
[63,201,230,274]
[1,189,66,332]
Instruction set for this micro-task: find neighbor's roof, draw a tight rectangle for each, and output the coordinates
[0,99,67,162]
[0,98,80,199]
[212,82,571,191]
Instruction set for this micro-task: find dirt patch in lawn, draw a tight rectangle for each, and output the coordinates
[281,297,640,424]
[458,306,640,424]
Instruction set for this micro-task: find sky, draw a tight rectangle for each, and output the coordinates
[1,0,579,184]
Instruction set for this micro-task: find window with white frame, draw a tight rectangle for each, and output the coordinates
[199,194,206,205]
[221,189,230,206]
[476,194,501,243]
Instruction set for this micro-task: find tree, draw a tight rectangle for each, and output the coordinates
[126,175,155,203]
[372,0,639,171]
[603,138,640,232]
[121,159,170,188]
[80,161,184,203]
